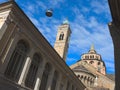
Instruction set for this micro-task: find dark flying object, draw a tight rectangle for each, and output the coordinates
[46,9,53,17]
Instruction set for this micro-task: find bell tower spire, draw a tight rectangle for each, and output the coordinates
[54,19,71,61]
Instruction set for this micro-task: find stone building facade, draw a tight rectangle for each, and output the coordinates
[54,20,71,61]
[0,0,116,90]
[0,1,86,90]
[80,45,106,75]
[70,46,115,90]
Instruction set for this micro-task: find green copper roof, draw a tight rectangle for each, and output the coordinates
[63,19,69,25]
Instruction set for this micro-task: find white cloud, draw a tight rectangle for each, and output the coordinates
[16,0,114,73]
[37,1,47,10]
[90,0,109,14]
[67,4,114,73]
[49,0,65,8]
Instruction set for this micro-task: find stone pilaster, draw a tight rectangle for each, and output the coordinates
[63,79,67,90]
[18,57,32,85]
[34,61,46,90]
[46,68,55,90]
[56,74,62,90]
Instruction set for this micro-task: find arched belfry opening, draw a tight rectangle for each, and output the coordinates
[54,19,71,61]
[59,32,64,40]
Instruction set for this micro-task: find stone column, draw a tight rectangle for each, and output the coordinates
[18,48,34,85]
[69,83,72,90]
[56,74,62,90]
[84,78,87,86]
[92,79,95,87]
[18,57,31,85]
[34,60,46,90]
[63,79,67,90]
[87,80,90,87]
[46,68,55,90]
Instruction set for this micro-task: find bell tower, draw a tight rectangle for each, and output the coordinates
[54,20,71,61]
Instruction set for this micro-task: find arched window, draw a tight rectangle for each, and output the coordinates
[98,62,101,65]
[59,33,64,40]
[39,63,51,90]
[5,40,29,82]
[81,75,83,79]
[85,56,89,59]
[51,71,59,90]
[95,56,98,59]
[25,54,41,89]
[77,75,80,78]
[90,55,94,59]
[84,61,87,64]
[90,61,94,64]
[84,76,87,82]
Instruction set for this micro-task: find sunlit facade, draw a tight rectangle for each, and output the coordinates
[0,1,85,90]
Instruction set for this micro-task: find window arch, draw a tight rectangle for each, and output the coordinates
[98,62,101,65]
[5,40,29,82]
[90,61,94,64]
[59,32,64,40]
[84,61,87,63]
[81,75,83,79]
[25,53,41,89]
[77,75,80,78]
[88,77,90,81]
[90,55,94,59]
[51,71,59,90]
[85,56,89,59]
[39,63,51,90]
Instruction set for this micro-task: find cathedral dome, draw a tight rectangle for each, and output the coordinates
[80,45,106,75]
[81,45,102,61]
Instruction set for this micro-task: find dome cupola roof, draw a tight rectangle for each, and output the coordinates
[63,19,69,25]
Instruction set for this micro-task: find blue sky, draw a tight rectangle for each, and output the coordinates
[1,0,114,74]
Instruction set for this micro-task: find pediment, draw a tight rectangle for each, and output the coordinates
[72,65,90,73]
